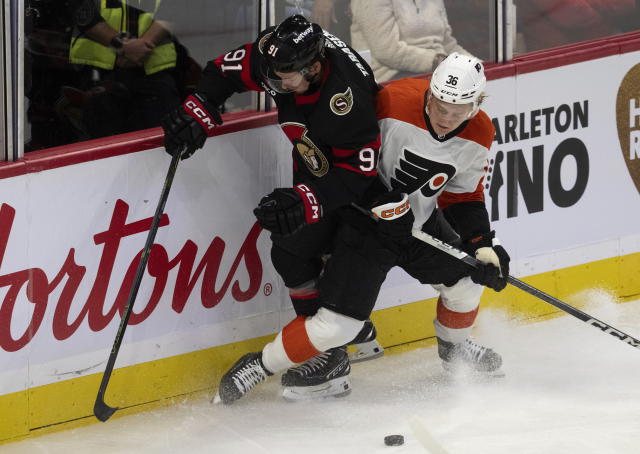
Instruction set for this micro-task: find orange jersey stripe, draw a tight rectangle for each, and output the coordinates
[376,78,495,149]
[376,78,428,128]
[436,297,479,329]
[438,180,486,210]
[282,316,321,363]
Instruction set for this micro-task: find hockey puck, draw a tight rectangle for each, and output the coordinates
[384,434,404,446]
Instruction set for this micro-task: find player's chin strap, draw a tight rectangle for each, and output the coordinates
[410,230,640,351]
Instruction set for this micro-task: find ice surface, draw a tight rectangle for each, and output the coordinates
[4,292,639,454]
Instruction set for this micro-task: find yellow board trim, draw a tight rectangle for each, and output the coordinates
[2,252,639,445]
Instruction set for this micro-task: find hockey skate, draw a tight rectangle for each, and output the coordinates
[347,319,385,363]
[281,346,352,401]
[214,352,273,405]
[437,337,504,376]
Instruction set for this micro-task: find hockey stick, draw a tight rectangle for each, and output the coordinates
[93,149,182,422]
[411,229,640,350]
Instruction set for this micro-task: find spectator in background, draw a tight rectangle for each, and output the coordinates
[516,0,636,53]
[350,0,472,82]
[64,0,182,139]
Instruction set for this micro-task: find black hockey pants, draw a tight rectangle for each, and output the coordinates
[318,210,473,321]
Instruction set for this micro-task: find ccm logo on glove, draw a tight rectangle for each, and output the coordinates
[293,183,321,223]
[371,193,410,220]
[184,95,217,132]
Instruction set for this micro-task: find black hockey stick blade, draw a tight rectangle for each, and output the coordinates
[411,230,640,350]
[92,150,183,422]
[94,389,118,422]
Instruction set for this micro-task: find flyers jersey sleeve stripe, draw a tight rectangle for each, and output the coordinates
[375,78,495,231]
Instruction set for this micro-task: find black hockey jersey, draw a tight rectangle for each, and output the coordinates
[195,29,381,212]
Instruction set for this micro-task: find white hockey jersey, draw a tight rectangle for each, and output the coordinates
[375,78,495,232]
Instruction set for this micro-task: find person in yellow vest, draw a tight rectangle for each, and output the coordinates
[66,0,181,138]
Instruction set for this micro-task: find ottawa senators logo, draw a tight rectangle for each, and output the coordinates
[281,122,330,177]
[330,87,354,116]
[295,141,329,177]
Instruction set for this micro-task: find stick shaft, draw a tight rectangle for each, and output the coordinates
[411,230,640,350]
[94,151,182,422]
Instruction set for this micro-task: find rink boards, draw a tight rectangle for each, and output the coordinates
[1,34,640,443]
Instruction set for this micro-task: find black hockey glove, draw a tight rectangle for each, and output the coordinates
[463,231,510,292]
[254,183,322,237]
[161,93,222,160]
[370,191,414,244]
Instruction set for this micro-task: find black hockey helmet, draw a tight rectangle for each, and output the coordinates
[261,15,325,73]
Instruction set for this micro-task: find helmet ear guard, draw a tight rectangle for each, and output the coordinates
[429,52,486,112]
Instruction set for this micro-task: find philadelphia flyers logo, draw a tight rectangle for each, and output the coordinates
[390,149,456,197]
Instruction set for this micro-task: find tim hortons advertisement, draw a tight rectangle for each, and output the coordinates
[0,127,292,396]
[617,62,640,195]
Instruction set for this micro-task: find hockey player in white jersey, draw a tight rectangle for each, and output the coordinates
[372,52,510,372]
[216,53,510,405]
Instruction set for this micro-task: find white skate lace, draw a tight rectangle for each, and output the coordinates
[232,361,267,393]
[461,339,488,363]
[291,351,331,376]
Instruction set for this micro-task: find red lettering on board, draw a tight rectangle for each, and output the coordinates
[0,200,264,352]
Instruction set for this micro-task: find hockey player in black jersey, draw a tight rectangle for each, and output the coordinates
[161,15,383,401]
[214,53,512,405]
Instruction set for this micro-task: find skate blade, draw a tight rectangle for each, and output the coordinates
[282,377,352,402]
[347,340,385,363]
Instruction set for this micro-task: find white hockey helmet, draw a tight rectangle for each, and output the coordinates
[430,52,486,111]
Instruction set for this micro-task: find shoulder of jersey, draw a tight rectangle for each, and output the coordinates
[458,109,495,150]
[376,78,428,128]
[377,78,495,149]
